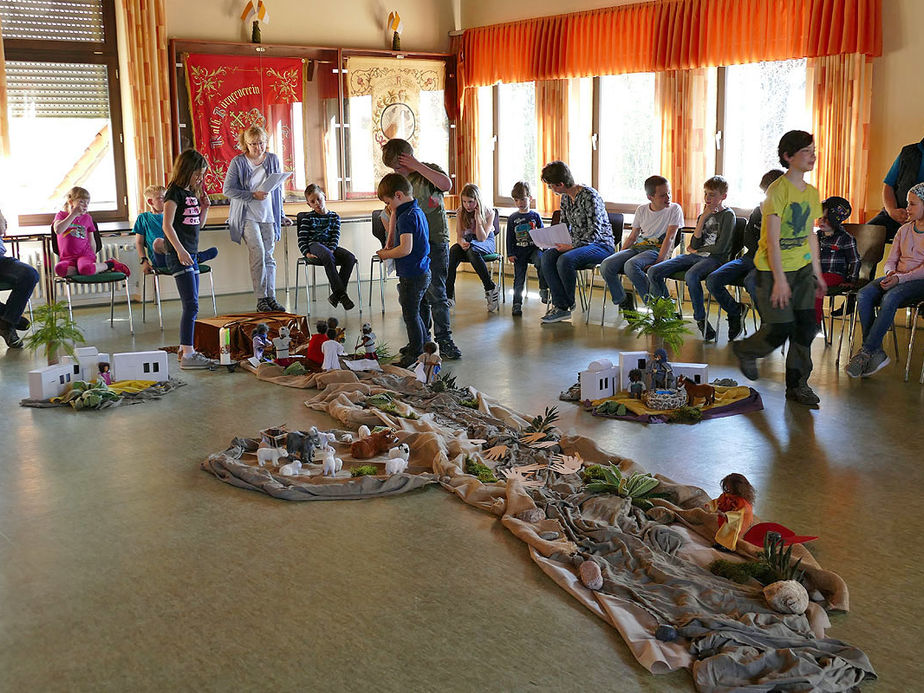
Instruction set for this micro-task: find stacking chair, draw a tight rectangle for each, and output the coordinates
[50,225,133,334]
[367,209,388,313]
[579,212,623,324]
[895,300,924,382]
[294,246,364,317]
[836,224,887,367]
[701,217,749,342]
[141,260,218,330]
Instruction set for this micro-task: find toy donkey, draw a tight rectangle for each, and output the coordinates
[286,426,324,463]
[677,375,716,406]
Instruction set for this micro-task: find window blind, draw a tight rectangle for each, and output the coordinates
[6,61,110,118]
[0,0,105,42]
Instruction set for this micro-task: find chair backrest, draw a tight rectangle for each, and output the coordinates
[551,209,561,226]
[843,223,887,281]
[492,208,500,237]
[371,209,387,249]
[49,222,102,258]
[607,212,624,245]
[729,216,747,258]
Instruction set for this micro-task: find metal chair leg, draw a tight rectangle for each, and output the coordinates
[584,268,595,324]
[905,305,920,382]
[65,282,74,322]
[303,263,312,317]
[355,266,363,315]
[208,271,217,316]
[836,292,853,367]
[379,262,386,314]
[110,283,115,327]
[124,279,134,335]
[142,273,147,323]
[154,273,164,331]
[294,261,301,312]
[368,258,375,307]
[310,264,317,304]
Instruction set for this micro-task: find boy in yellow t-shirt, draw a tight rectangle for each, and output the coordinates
[733,130,826,407]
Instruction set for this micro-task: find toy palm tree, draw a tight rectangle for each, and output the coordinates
[623,296,692,354]
[23,301,85,364]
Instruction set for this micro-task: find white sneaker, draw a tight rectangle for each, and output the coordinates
[486,287,500,312]
[180,352,218,370]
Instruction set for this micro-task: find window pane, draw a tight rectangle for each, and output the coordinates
[722,59,810,208]
[476,85,494,204]
[568,77,593,186]
[598,73,660,205]
[0,0,105,42]
[497,82,537,200]
[346,94,375,195]
[416,90,450,174]
[6,60,118,214]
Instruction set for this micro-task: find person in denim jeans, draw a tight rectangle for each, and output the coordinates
[706,169,783,340]
[846,183,924,379]
[376,173,431,368]
[539,161,615,323]
[0,210,39,349]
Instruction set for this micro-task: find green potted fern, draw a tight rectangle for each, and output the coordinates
[23,301,85,365]
[622,296,692,354]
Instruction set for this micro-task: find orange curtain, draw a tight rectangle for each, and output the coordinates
[809,53,873,222]
[122,0,172,207]
[456,86,480,200]
[460,0,881,89]
[536,80,569,215]
[657,68,709,217]
[0,15,9,160]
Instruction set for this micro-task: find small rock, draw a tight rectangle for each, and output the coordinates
[763,580,809,615]
[579,560,603,590]
[514,507,545,523]
[655,624,678,642]
[538,531,560,541]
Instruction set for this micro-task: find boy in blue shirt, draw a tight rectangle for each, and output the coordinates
[506,180,547,316]
[376,173,431,369]
[132,184,218,273]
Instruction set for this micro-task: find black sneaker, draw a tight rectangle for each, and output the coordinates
[327,292,340,308]
[265,297,287,312]
[785,384,820,406]
[511,303,523,316]
[16,315,30,330]
[340,294,355,311]
[697,319,717,341]
[732,342,758,381]
[256,298,272,312]
[727,304,747,341]
[619,294,636,312]
[438,339,462,360]
[396,353,418,369]
[0,320,23,349]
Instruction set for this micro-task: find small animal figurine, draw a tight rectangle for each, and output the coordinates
[414,341,441,384]
[385,456,408,475]
[278,459,303,476]
[286,427,324,463]
[355,323,377,359]
[628,368,645,399]
[350,428,398,459]
[677,375,716,406]
[273,326,292,359]
[252,323,272,361]
[317,430,337,448]
[646,348,674,390]
[256,446,289,467]
[388,443,410,461]
[98,361,112,386]
[321,446,343,476]
[357,425,371,439]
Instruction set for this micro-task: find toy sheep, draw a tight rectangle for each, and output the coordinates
[321,447,343,476]
[388,443,410,461]
[257,447,289,467]
[357,425,371,439]
[278,460,303,476]
[385,443,410,475]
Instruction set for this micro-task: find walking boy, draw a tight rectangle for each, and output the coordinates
[733,131,826,406]
[648,175,737,340]
[376,173,431,369]
[600,175,684,311]
[382,139,461,359]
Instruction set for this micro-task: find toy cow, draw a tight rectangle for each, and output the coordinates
[677,375,716,406]
[321,447,343,476]
[257,447,288,467]
[286,427,324,463]
[350,428,398,459]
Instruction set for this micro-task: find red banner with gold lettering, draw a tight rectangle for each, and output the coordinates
[184,53,303,196]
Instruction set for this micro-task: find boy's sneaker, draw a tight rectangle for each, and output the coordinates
[861,349,890,377]
[256,298,272,312]
[785,384,820,406]
[697,319,717,341]
[845,350,871,378]
[0,320,23,349]
[539,288,551,305]
[438,339,462,360]
[106,259,131,276]
[327,292,340,308]
[732,342,758,380]
[485,287,500,312]
[727,304,748,341]
[446,297,455,308]
[265,297,286,312]
[180,352,218,370]
[541,307,572,323]
[340,294,355,311]
[619,294,636,312]
[511,303,523,316]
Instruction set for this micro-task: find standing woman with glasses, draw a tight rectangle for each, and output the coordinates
[223,125,292,312]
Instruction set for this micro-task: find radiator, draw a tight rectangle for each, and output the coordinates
[18,240,134,302]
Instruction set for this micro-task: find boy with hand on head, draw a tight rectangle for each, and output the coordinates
[506,180,547,315]
[296,183,356,310]
[707,169,784,340]
[733,130,826,406]
[600,175,684,312]
[648,175,737,340]
[132,184,218,273]
[376,173,431,370]
[382,138,461,360]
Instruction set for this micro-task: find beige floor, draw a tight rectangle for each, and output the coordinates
[1,275,921,692]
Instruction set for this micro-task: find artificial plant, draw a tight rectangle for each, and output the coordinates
[23,300,85,365]
[583,463,669,510]
[622,296,692,354]
[525,406,560,435]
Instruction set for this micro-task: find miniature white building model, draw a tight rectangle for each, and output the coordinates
[618,351,649,391]
[28,363,76,400]
[60,347,109,383]
[111,351,169,382]
[579,358,618,401]
[671,362,709,385]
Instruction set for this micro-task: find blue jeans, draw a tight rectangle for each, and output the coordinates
[599,247,659,304]
[398,271,430,356]
[421,241,452,343]
[857,277,924,353]
[705,257,758,317]
[153,247,217,270]
[305,242,356,296]
[647,254,722,321]
[511,248,545,305]
[0,256,40,324]
[540,242,613,310]
[169,263,200,346]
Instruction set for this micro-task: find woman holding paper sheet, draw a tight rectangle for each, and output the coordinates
[223,125,292,312]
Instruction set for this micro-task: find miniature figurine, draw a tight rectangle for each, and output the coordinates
[278,459,303,476]
[355,323,377,359]
[321,328,345,370]
[286,427,324,463]
[628,368,645,399]
[98,361,112,386]
[326,316,346,343]
[272,325,292,359]
[677,375,716,406]
[321,446,343,476]
[350,428,398,459]
[414,341,441,384]
[385,444,409,475]
[704,473,755,551]
[646,348,674,391]
[252,323,273,361]
[256,446,289,467]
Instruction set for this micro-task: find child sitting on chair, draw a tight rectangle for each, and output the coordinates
[132,184,218,274]
[447,183,498,312]
[815,196,859,324]
[295,184,356,310]
[53,187,131,278]
[846,182,924,378]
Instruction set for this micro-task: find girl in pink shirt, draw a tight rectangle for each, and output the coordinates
[53,187,130,278]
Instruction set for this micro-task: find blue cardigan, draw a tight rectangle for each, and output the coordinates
[221,152,284,243]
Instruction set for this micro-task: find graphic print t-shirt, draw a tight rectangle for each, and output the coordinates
[53,211,97,259]
[164,185,202,256]
[755,176,821,272]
